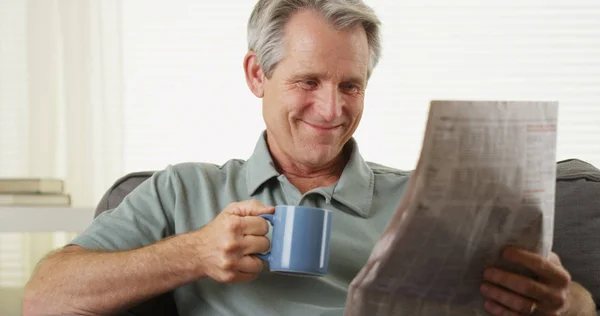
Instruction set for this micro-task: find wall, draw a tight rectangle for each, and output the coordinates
[122,0,600,174]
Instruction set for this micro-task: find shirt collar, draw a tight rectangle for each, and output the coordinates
[245,131,375,217]
[329,137,375,217]
[245,131,281,197]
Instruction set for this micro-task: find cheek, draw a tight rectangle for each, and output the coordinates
[263,89,305,132]
[344,96,364,118]
[281,90,312,117]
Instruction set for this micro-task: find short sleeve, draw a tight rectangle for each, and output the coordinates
[69,165,179,251]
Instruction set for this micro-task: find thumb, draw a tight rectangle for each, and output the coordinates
[228,200,275,216]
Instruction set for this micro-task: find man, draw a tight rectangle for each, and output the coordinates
[23,0,596,315]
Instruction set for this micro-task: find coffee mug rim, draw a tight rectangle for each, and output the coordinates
[275,205,333,213]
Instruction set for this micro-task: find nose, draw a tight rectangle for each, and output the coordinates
[315,84,343,122]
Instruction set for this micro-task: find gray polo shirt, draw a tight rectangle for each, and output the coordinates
[71,132,411,316]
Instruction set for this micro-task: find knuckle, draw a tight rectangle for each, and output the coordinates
[218,258,235,271]
[224,202,239,213]
[221,271,236,283]
[249,199,264,207]
[515,300,530,314]
[559,271,572,287]
[494,290,507,303]
[521,281,538,297]
[557,292,568,306]
[533,256,548,272]
[565,271,572,283]
[549,292,567,308]
[223,217,242,233]
[221,240,239,253]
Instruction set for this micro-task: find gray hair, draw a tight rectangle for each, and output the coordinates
[247,0,382,79]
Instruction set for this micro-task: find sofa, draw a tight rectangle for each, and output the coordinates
[95,159,600,315]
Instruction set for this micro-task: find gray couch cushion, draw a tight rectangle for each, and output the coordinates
[553,159,600,308]
[95,171,155,217]
[98,160,600,313]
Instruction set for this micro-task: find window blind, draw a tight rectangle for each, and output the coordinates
[120,0,600,171]
[360,0,600,168]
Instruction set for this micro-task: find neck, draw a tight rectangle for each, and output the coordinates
[267,139,350,194]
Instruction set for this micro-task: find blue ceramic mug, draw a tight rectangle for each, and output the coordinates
[257,205,333,276]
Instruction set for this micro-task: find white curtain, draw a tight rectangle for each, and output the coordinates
[0,0,123,206]
[0,0,123,312]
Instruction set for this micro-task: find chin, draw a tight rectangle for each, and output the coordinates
[299,144,340,165]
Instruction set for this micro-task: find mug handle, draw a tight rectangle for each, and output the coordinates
[256,214,274,261]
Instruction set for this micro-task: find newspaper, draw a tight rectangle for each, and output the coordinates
[345,100,559,316]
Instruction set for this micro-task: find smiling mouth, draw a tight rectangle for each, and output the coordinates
[302,121,341,131]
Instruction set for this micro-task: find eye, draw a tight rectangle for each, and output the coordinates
[299,80,319,90]
[340,83,359,93]
[305,80,318,87]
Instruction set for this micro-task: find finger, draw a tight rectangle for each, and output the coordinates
[483,268,552,302]
[242,235,270,255]
[503,248,571,287]
[240,216,270,235]
[228,200,275,216]
[220,270,259,284]
[231,271,260,283]
[236,255,264,274]
[548,252,562,265]
[483,299,521,316]
[481,282,536,315]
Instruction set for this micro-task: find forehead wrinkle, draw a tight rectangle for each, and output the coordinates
[282,16,369,82]
[292,50,368,82]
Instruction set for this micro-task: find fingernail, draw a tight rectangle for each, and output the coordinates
[480,284,491,294]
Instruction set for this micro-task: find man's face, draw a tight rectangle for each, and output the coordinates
[261,10,370,168]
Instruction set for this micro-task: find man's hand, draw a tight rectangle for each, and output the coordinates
[480,247,596,316]
[192,200,274,284]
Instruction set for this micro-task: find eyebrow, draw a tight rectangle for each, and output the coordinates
[291,71,366,86]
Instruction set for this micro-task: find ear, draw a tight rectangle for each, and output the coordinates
[244,51,265,98]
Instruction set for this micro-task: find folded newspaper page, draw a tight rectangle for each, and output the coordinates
[345,100,559,316]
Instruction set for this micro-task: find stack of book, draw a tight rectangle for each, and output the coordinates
[0,178,71,206]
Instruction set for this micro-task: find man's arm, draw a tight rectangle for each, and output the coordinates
[22,200,273,316]
[23,234,200,316]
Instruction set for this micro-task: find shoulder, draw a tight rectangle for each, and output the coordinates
[366,161,413,177]
[366,161,413,196]
[163,159,248,183]
[155,159,249,196]
[145,159,249,216]
[168,159,246,175]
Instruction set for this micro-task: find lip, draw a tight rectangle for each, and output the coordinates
[302,121,340,131]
